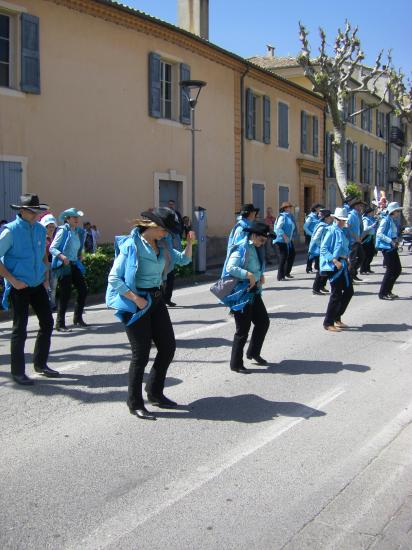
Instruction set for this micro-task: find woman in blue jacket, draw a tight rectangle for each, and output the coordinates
[273,201,296,281]
[360,206,377,274]
[308,209,332,295]
[375,202,403,300]
[106,208,194,420]
[225,221,273,373]
[50,208,87,331]
[320,208,354,332]
[303,203,323,273]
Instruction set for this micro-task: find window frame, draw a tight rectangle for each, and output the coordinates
[0,9,18,90]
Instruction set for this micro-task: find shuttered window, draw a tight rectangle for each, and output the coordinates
[245,89,270,144]
[0,14,10,87]
[301,111,307,153]
[278,102,289,148]
[263,95,270,144]
[20,13,40,94]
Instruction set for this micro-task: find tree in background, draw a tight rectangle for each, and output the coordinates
[388,70,412,224]
[297,21,390,198]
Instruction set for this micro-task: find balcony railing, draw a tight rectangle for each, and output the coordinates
[390,126,405,146]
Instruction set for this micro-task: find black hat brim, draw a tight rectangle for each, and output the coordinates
[141,211,180,234]
[10,204,49,212]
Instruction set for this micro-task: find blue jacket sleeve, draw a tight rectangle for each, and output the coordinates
[0,229,13,258]
[303,215,313,236]
[50,228,66,257]
[376,217,392,244]
[171,249,192,267]
[108,252,130,295]
[320,229,335,262]
[275,216,285,239]
[226,248,248,279]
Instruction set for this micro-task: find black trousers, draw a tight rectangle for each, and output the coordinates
[57,263,88,323]
[379,249,402,297]
[125,297,175,409]
[9,285,54,376]
[349,242,364,279]
[313,256,328,292]
[305,234,314,271]
[275,242,295,280]
[360,240,375,273]
[163,270,175,303]
[323,269,354,327]
[230,295,269,369]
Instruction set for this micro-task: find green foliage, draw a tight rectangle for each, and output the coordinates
[344,182,362,199]
[82,248,114,294]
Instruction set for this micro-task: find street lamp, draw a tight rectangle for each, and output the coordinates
[179,79,207,221]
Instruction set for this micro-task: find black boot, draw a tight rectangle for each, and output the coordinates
[56,317,71,332]
[73,310,88,327]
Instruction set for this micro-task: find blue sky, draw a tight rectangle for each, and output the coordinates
[126,0,411,76]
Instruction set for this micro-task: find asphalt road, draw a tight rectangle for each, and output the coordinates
[1,252,412,550]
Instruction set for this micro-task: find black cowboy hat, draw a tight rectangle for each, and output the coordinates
[363,206,376,215]
[349,197,367,207]
[319,208,332,219]
[10,193,49,212]
[141,207,181,234]
[311,203,324,212]
[239,203,260,216]
[243,221,275,238]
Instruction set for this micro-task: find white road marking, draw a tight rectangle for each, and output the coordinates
[175,304,285,339]
[399,340,412,351]
[74,386,345,550]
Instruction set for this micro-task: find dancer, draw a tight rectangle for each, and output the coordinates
[50,207,88,331]
[320,208,354,332]
[273,202,296,281]
[0,194,59,384]
[376,202,403,300]
[303,203,323,273]
[106,208,194,420]
[224,221,272,372]
[308,209,332,295]
[360,206,377,274]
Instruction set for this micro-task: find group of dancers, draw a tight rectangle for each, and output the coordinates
[0,193,405,421]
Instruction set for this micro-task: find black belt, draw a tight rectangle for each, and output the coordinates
[136,287,162,298]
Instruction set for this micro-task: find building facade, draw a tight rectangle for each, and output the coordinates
[0,0,324,260]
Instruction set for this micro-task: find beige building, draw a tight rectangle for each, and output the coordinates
[250,54,393,210]
[0,0,324,260]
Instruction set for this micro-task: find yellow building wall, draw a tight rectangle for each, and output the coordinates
[0,0,236,241]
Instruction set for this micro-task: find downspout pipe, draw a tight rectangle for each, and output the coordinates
[240,66,249,207]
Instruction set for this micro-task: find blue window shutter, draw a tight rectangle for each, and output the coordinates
[148,52,161,118]
[245,88,254,140]
[325,132,330,176]
[376,110,379,137]
[369,149,374,185]
[20,13,40,94]
[180,63,191,125]
[278,103,289,148]
[313,116,319,156]
[301,111,307,153]
[352,142,357,181]
[263,95,271,144]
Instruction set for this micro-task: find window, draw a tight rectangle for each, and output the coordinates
[361,100,373,132]
[278,102,289,148]
[360,145,374,184]
[301,111,319,156]
[346,140,353,180]
[325,132,335,178]
[246,89,270,143]
[376,111,387,139]
[279,185,289,206]
[149,53,190,124]
[0,14,10,87]
[160,60,173,119]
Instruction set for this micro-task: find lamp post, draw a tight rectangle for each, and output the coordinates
[179,79,207,221]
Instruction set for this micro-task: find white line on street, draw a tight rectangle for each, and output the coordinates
[399,340,412,351]
[74,385,345,550]
[175,304,285,339]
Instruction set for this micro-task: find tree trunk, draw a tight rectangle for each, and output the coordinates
[402,146,412,225]
[332,126,347,199]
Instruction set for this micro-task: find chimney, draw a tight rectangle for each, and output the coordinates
[266,44,275,57]
[178,0,209,40]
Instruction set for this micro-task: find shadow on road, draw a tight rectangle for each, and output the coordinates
[269,311,324,320]
[355,323,412,332]
[155,394,327,423]
[176,337,232,348]
[250,359,371,375]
